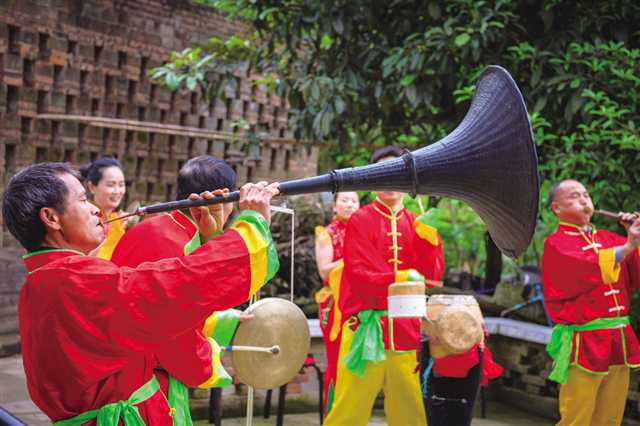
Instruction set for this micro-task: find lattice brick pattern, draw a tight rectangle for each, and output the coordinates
[0,0,319,250]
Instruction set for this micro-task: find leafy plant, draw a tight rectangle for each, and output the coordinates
[154,0,640,285]
[414,199,488,276]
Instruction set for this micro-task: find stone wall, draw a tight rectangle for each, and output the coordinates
[0,0,318,355]
[487,334,640,423]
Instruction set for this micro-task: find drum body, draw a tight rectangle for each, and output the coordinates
[387,282,426,318]
[423,295,483,358]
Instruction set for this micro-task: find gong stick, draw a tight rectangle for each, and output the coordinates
[223,345,280,355]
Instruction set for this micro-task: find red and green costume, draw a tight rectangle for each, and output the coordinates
[542,222,640,424]
[314,218,347,414]
[338,199,444,353]
[324,199,444,426]
[20,210,278,425]
[111,210,247,424]
[542,223,640,380]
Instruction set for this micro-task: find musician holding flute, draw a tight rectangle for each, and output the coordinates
[1,162,279,425]
[542,179,640,425]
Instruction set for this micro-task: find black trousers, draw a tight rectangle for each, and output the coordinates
[420,339,483,426]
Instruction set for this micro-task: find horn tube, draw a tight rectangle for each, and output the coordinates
[123,65,539,258]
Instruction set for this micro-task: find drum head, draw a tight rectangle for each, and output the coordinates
[427,294,478,306]
[389,281,425,296]
[434,306,483,354]
[231,298,310,389]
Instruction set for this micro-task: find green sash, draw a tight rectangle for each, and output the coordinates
[546,316,630,384]
[167,376,192,426]
[344,310,387,377]
[53,376,160,426]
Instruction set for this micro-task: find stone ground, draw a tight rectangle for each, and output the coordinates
[193,401,554,425]
[0,354,554,425]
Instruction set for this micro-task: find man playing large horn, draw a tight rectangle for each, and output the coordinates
[2,162,278,425]
[542,179,640,425]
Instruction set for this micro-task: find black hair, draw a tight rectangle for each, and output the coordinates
[79,157,122,186]
[370,145,406,163]
[547,182,561,208]
[176,155,237,201]
[2,163,78,252]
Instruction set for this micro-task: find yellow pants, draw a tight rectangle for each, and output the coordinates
[557,365,630,426]
[324,321,426,426]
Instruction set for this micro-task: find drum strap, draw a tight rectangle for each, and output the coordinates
[422,357,434,397]
[546,316,629,384]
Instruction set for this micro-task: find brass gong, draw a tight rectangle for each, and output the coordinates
[230,298,311,389]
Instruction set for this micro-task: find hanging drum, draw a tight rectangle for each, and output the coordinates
[230,298,311,390]
[423,295,484,358]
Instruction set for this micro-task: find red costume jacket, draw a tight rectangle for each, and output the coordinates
[542,223,640,372]
[339,199,444,351]
[325,219,346,261]
[19,211,277,424]
[111,210,231,389]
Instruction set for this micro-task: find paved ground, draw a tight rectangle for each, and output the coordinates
[1,354,552,425]
[0,355,49,425]
[193,401,553,425]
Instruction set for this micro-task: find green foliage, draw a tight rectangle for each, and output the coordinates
[150,35,257,102]
[508,39,640,214]
[411,200,488,276]
[157,0,640,278]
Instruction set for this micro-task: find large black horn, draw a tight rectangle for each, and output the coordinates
[136,65,539,258]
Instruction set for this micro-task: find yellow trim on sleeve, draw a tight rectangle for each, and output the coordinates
[197,338,232,389]
[598,247,621,284]
[328,262,344,342]
[202,312,218,339]
[231,221,269,297]
[414,220,440,246]
[315,287,332,304]
[96,211,126,260]
[315,225,328,239]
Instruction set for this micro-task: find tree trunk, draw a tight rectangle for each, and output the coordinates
[484,232,502,290]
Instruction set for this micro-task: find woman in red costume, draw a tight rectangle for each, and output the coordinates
[314,191,359,415]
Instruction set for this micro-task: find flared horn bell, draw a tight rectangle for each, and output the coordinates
[298,65,539,258]
[136,66,539,258]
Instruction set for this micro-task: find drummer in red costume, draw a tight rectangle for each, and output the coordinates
[110,155,247,424]
[323,146,444,426]
[2,162,279,425]
[314,191,359,415]
[421,297,503,426]
[542,179,640,425]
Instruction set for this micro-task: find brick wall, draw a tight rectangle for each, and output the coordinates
[487,334,640,422]
[0,0,319,354]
